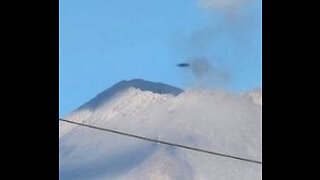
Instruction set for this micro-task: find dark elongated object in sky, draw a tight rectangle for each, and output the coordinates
[176,63,190,67]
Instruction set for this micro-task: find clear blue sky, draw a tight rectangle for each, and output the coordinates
[59,0,262,117]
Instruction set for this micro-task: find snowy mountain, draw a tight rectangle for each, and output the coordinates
[59,79,262,180]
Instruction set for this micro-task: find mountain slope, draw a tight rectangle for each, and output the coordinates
[59,79,262,180]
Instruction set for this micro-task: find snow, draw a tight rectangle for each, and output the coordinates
[59,79,262,180]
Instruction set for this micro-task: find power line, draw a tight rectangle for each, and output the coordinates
[59,118,262,165]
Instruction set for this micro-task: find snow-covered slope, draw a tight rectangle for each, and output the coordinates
[59,79,262,180]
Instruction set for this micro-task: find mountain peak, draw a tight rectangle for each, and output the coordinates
[77,79,183,111]
[117,79,183,94]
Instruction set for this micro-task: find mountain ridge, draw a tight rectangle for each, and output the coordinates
[77,79,184,111]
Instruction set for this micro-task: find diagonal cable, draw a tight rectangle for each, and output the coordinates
[59,118,262,165]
